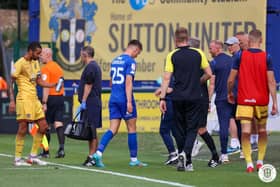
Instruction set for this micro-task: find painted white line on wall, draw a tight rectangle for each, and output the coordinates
[0,153,194,187]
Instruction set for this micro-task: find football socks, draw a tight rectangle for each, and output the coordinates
[241,132,252,164]
[257,131,267,162]
[97,130,113,153]
[56,126,65,149]
[15,135,25,159]
[201,131,218,160]
[30,133,43,156]
[128,132,138,158]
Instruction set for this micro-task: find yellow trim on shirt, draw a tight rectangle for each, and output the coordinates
[164,49,179,73]
[190,47,209,69]
[164,47,209,73]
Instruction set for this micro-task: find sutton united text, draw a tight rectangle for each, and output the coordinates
[108,21,256,52]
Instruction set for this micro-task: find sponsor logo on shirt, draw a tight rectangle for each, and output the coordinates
[244,98,256,103]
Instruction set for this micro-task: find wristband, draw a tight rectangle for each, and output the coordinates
[159,98,166,101]
[42,101,47,104]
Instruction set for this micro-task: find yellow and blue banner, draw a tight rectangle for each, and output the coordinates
[73,93,161,132]
[40,0,267,80]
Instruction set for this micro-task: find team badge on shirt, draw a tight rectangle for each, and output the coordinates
[42,74,47,81]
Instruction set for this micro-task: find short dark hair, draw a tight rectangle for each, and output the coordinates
[27,42,42,52]
[175,27,188,42]
[81,46,95,57]
[128,39,143,51]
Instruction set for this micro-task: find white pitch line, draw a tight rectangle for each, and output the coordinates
[0,153,194,187]
[2,167,65,170]
[192,158,209,162]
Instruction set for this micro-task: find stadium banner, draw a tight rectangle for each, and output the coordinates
[40,0,267,80]
[73,92,161,132]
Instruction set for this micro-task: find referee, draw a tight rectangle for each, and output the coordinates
[40,48,65,158]
[159,27,212,171]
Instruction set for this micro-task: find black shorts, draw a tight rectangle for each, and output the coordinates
[85,97,102,128]
[230,103,237,118]
[46,95,64,124]
[172,100,203,132]
[198,103,208,128]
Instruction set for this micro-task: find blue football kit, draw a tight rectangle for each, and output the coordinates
[109,54,137,120]
[94,54,141,165]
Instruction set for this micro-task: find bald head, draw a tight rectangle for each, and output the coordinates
[209,40,223,57]
[42,47,52,54]
[188,37,200,48]
[40,48,53,63]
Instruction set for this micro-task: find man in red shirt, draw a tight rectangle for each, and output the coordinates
[227,29,278,173]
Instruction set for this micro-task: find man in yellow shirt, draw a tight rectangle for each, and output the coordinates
[9,42,56,166]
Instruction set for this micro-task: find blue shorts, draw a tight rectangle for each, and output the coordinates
[109,100,137,120]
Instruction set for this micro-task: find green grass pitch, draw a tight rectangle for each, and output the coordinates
[0,132,279,187]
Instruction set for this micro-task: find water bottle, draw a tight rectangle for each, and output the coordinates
[56,77,64,92]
